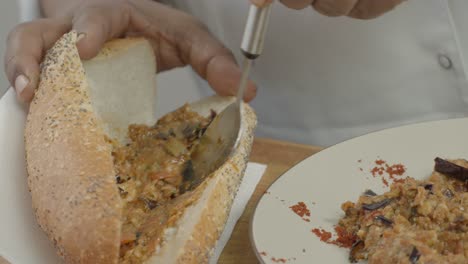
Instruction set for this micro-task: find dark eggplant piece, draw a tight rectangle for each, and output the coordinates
[154,132,169,140]
[434,157,468,182]
[362,198,392,211]
[115,175,125,184]
[375,215,393,226]
[423,184,434,195]
[209,109,217,120]
[200,109,217,133]
[135,231,142,240]
[444,189,454,198]
[349,240,365,263]
[140,198,158,210]
[168,128,176,137]
[423,184,433,192]
[409,246,421,263]
[197,127,208,138]
[180,160,196,193]
[182,160,195,182]
[409,207,418,221]
[363,189,377,196]
[118,187,128,198]
[182,124,197,138]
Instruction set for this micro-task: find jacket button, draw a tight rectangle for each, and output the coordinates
[438,54,453,69]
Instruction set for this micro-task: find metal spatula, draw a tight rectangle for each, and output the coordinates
[181,3,273,193]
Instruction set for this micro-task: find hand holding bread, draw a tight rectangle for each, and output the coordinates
[4,0,257,103]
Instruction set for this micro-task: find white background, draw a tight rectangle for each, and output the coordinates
[0,1,20,97]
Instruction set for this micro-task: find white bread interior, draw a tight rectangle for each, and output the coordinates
[82,39,156,142]
[26,31,256,264]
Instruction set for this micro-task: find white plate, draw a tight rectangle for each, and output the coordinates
[250,118,468,264]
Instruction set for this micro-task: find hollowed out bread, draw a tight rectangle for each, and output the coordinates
[25,31,256,263]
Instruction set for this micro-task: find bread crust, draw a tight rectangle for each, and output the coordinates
[25,31,122,264]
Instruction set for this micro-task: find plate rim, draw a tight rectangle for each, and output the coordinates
[248,117,468,263]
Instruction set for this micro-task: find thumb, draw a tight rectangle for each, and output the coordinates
[4,19,70,102]
[71,10,111,60]
[205,54,258,102]
[71,4,141,59]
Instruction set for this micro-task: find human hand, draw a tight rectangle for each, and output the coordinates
[251,0,405,19]
[5,0,257,103]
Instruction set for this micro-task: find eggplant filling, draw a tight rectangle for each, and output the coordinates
[111,105,214,263]
[338,159,467,264]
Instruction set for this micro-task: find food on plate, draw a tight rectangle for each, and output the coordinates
[24,31,256,263]
[337,158,467,264]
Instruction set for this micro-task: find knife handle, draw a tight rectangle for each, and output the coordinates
[240,4,273,59]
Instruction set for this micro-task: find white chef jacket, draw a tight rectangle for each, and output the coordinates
[168,0,468,146]
[19,0,468,146]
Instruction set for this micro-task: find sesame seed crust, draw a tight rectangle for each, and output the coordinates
[25,31,122,264]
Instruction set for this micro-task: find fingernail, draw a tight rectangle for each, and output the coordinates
[15,75,29,99]
[77,32,86,42]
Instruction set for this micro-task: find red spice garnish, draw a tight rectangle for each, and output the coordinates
[262,251,290,263]
[386,164,406,177]
[371,166,385,177]
[370,159,407,187]
[312,226,356,249]
[290,202,311,222]
[393,178,406,184]
[271,257,287,263]
[382,177,389,187]
[386,164,406,184]
[311,228,332,242]
[375,159,385,165]
[332,226,357,248]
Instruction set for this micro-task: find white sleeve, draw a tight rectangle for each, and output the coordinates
[18,0,41,22]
